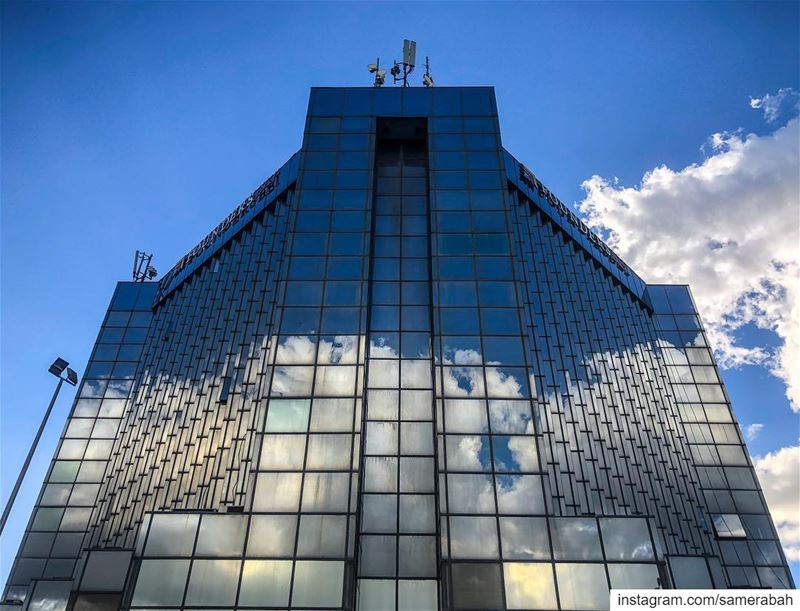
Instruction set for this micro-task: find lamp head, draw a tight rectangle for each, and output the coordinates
[48,358,69,377]
[65,368,79,386]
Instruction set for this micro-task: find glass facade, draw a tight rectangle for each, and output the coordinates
[3,86,793,610]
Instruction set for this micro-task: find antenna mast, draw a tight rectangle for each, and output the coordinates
[367,40,433,87]
[391,39,416,87]
[132,250,158,282]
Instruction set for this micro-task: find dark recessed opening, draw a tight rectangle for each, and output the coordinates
[377,117,427,141]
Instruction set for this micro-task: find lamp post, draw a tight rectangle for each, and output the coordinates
[0,358,78,537]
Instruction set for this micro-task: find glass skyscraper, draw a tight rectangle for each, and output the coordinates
[3,86,793,610]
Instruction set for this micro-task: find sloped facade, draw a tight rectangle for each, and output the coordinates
[3,86,792,611]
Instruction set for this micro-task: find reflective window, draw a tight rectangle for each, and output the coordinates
[292,560,344,607]
[297,515,347,557]
[449,516,498,558]
[500,517,550,560]
[450,563,503,609]
[550,518,603,560]
[496,475,544,514]
[600,518,655,560]
[398,535,436,577]
[247,515,297,557]
[399,495,435,533]
[195,514,246,556]
[265,399,311,431]
[184,559,240,605]
[363,494,397,533]
[145,514,198,557]
[302,472,350,511]
[608,563,661,589]
[712,513,747,538]
[306,434,352,469]
[503,562,557,609]
[28,581,71,611]
[239,560,292,606]
[555,563,610,610]
[358,580,395,610]
[398,580,437,611]
[260,434,306,470]
[360,535,396,577]
[669,556,713,588]
[254,473,302,511]
[131,559,190,606]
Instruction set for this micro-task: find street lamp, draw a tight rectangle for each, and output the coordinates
[0,358,79,537]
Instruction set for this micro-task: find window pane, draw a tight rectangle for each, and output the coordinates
[297,515,347,557]
[364,457,398,493]
[239,560,292,606]
[260,434,307,470]
[711,514,747,538]
[360,535,396,577]
[450,516,498,558]
[365,422,398,455]
[450,563,503,609]
[28,582,71,611]
[492,435,538,471]
[599,518,654,560]
[312,399,355,431]
[500,517,550,560]
[669,556,713,588]
[358,580,395,611]
[362,494,397,533]
[446,435,491,471]
[185,559,240,605]
[444,399,487,433]
[265,399,311,431]
[398,580,437,611]
[306,434,352,469]
[302,472,350,511]
[131,559,189,606]
[247,515,297,557]
[447,474,496,513]
[488,400,532,433]
[315,365,357,396]
[292,560,344,607]
[399,495,435,533]
[550,518,603,560]
[398,535,437,577]
[400,422,434,455]
[253,473,302,511]
[608,563,661,589]
[367,390,398,420]
[271,366,314,396]
[400,457,435,493]
[195,515,247,556]
[503,562,557,609]
[555,563,610,610]
[145,514,198,557]
[495,475,543,514]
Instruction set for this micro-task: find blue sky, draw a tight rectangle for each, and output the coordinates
[2,1,798,586]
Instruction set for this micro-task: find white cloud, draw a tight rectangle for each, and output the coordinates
[744,423,765,441]
[753,445,800,562]
[577,106,800,410]
[750,88,799,123]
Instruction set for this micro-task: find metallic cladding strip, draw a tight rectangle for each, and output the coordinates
[502,149,651,309]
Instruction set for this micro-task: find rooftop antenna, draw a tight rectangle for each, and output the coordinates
[422,56,434,87]
[391,39,416,87]
[367,58,386,87]
[133,250,158,282]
